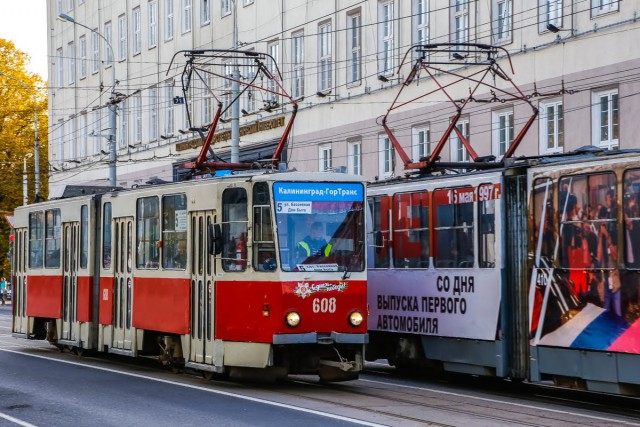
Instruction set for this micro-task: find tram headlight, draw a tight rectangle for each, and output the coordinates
[348,310,364,327]
[285,311,301,327]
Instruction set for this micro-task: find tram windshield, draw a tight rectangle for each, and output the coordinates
[273,182,365,272]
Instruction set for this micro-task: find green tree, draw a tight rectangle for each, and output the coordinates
[0,39,48,278]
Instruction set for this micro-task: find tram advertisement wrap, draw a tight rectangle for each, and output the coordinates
[368,270,501,340]
[530,175,640,354]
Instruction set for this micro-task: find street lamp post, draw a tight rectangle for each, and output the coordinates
[0,71,40,200]
[58,13,117,187]
[231,0,240,163]
[23,153,33,205]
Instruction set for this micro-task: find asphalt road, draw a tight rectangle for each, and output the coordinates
[0,304,366,427]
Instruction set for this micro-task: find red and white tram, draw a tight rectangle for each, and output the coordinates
[366,149,640,395]
[12,172,367,381]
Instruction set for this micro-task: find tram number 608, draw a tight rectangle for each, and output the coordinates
[312,297,336,313]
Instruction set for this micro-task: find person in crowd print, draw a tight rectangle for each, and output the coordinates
[624,193,640,268]
[597,204,622,317]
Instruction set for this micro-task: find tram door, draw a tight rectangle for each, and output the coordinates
[113,217,134,350]
[12,228,29,334]
[189,211,216,364]
[61,222,79,341]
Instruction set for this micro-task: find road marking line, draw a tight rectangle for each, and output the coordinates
[0,349,384,427]
[0,411,38,427]
[360,378,640,426]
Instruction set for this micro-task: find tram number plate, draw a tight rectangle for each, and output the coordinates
[312,297,336,313]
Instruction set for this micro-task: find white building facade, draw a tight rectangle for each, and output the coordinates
[47,0,640,194]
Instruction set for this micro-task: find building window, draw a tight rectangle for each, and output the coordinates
[104,21,113,66]
[243,54,256,112]
[221,0,231,16]
[202,75,212,123]
[57,123,64,163]
[492,0,512,44]
[413,0,429,48]
[165,82,174,135]
[291,31,304,99]
[267,41,279,103]
[119,100,128,148]
[492,109,513,157]
[539,98,563,154]
[56,48,63,87]
[79,114,87,158]
[133,7,141,54]
[348,139,362,175]
[379,135,395,178]
[91,32,99,74]
[67,42,75,85]
[592,88,619,149]
[451,118,470,161]
[201,0,210,25]
[539,0,562,32]
[243,0,253,5]
[591,0,618,17]
[165,0,174,40]
[347,12,361,84]
[67,0,74,12]
[150,87,158,140]
[149,0,158,48]
[412,125,430,160]
[134,93,143,143]
[79,36,87,79]
[222,59,232,120]
[118,15,127,61]
[378,1,394,75]
[69,117,77,160]
[92,110,101,154]
[318,22,332,92]
[182,0,192,33]
[451,0,469,47]
[319,144,332,172]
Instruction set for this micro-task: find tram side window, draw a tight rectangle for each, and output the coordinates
[478,184,496,268]
[532,178,555,267]
[623,169,640,268]
[558,173,616,271]
[222,187,248,272]
[137,196,160,269]
[393,192,429,268]
[44,209,61,268]
[28,211,44,268]
[103,202,112,269]
[434,188,474,268]
[253,182,277,272]
[367,196,390,268]
[80,205,89,269]
[162,194,188,269]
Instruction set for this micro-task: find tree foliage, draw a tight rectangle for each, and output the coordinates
[0,38,49,278]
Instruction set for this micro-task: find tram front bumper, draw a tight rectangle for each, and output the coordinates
[273,332,368,345]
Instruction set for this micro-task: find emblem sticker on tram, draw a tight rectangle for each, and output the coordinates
[294,281,348,299]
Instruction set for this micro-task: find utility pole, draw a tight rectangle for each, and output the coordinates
[231,0,240,163]
[58,13,117,187]
[23,153,33,205]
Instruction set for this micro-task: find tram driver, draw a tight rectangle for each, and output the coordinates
[296,222,332,261]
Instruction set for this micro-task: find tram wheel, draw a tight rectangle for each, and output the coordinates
[74,347,85,357]
[202,370,215,381]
